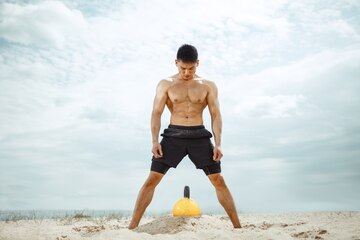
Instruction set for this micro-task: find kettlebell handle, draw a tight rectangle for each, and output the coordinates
[184,186,190,198]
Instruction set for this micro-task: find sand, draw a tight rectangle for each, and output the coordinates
[0,212,359,240]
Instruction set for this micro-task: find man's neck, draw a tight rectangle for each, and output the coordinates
[173,74,200,83]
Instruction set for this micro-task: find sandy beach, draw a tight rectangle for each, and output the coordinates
[0,211,359,240]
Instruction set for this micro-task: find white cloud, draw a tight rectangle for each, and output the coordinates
[234,94,306,119]
[223,145,261,157]
[220,46,360,119]
[287,2,359,40]
[236,157,286,172]
[0,1,87,47]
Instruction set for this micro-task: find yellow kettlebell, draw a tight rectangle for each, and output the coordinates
[172,186,201,217]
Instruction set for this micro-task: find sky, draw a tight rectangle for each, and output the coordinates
[0,0,359,214]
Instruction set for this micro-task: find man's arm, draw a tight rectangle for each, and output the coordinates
[151,80,169,157]
[206,81,223,161]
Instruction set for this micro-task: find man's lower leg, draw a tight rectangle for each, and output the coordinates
[128,172,163,229]
[209,174,241,228]
[215,184,241,228]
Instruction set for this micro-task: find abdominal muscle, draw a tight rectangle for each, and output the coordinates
[170,114,204,126]
[168,102,205,126]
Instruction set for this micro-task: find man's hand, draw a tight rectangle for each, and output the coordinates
[152,143,163,158]
[213,146,223,162]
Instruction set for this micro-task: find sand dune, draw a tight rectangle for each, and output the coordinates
[0,212,359,240]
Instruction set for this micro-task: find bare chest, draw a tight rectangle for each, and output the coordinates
[168,83,208,104]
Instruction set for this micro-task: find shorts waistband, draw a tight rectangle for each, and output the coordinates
[168,124,205,130]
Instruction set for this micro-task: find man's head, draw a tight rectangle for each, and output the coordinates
[175,44,199,81]
[176,44,198,63]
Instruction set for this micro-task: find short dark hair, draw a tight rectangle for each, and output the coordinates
[176,44,198,63]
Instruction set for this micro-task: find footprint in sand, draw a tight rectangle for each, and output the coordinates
[243,221,306,230]
[72,225,105,234]
[292,229,327,239]
[56,235,68,240]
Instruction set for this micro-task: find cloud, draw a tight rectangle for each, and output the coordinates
[220,46,360,116]
[234,94,306,119]
[0,0,359,212]
[0,1,86,47]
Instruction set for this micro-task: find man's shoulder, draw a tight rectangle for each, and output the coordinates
[158,78,173,86]
[196,78,217,88]
[156,78,173,93]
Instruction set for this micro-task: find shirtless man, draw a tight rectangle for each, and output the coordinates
[128,44,241,229]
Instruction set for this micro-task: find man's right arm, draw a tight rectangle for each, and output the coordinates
[151,80,169,157]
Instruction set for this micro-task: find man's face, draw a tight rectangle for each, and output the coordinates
[175,59,199,81]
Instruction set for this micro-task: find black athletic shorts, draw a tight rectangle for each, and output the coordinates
[151,125,221,175]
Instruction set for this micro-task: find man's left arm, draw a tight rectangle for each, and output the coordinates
[206,81,223,162]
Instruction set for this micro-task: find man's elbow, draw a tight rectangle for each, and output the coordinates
[152,109,162,117]
[210,111,221,120]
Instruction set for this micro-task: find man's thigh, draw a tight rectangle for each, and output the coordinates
[152,137,187,168]
[187,138,215,168]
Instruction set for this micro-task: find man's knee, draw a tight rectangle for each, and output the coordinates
[209,174,226,188]
[143,172,163,188]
